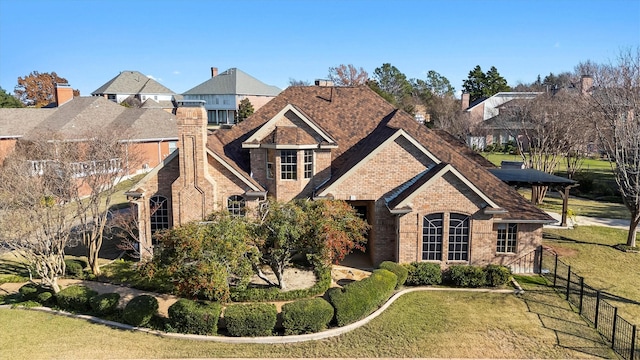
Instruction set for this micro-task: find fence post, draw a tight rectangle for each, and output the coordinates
[578,276,584,315]
[630,324,636,360]
[538,246,544,274]
[566,266,571,301]
[553,253,558,287]
[595,290,601,329]
[611,307,618,350]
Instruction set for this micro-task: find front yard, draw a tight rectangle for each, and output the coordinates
[0,285,613,359]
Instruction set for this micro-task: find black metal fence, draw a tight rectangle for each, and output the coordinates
[540,247,639,360]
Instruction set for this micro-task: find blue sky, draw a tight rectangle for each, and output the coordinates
[1,0,638,97]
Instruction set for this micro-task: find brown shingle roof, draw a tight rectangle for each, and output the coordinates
[208,86,552,222]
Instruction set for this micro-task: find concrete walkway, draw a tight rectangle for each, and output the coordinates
[544,211,638,231]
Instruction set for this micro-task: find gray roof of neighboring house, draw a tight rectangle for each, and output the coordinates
[0,97,177,141]
[0,108,52,138]
[91,71,176,95]
[183,68,281,96]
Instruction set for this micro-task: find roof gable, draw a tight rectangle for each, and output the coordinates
[91,71,175,95]
[317,128,440,196]
[242,104,337,149]
[183,68,281,96]
[386,162,500,211]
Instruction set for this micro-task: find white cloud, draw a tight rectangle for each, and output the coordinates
[173,70,181,75]
[147,74,163,81]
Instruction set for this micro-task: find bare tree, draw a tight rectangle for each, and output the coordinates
[328,64,369,86]
[585,48,640,247]
[68,129,140,275]
[0,138,77,293]
[498,91,587,203]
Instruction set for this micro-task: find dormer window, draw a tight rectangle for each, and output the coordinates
[280,150,297,180]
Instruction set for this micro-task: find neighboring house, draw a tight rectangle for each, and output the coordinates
[462,92,542,149]
[128,85,554,272]
[182,67,281,126]
[0,86,178,194]
[91,71,178,113]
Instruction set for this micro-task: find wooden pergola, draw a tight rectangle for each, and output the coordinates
[488,168,578,227]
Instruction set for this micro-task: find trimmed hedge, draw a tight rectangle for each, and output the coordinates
[36,291,54,306]
[224,303,277,337]
[168,299,222,335]
[484,265,511,287]
[446,265,486,287]
[230,266,331,302]
[123,295,158,327]
[19,283,45,301]
[327,268,397,327]
[379,261,408,288]
[56,285,97,312]
[64,259,85,278]
[404,262,442,286]
[90,292,121,315]
[281,297,334,335]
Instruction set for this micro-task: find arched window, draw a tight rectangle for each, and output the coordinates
[149,195,169,233]
[227,195,246,216]
[422,213,443,261]
[448,213,470,261]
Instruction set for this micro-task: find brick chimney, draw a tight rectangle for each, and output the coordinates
[211,67,218,77]
[461,93,470,110]
[581,75,593,96]
[55,83,74,106]
[171,101,216,225]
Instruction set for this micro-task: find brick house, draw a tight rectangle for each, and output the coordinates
[182,67,281,126]
[129,85,554,271]
[0,86,178,195]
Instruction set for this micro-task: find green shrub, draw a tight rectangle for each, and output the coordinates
[379,261,408,288]
[89,292,121,315]
[484,265,511,287]
[19,283,43,301]
[168,299,222,335]
[328,269,397,327]
[281,298,334,335]
[446,265,486,287]
[404,262,442,286]
[56,285,97,312]
[224,303,277,337]
[122,295,158,327]
[230,266,331,302]
[64,259,85,279]
[36,291,54,306]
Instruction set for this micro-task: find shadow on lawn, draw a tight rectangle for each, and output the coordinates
[521,287,614,359]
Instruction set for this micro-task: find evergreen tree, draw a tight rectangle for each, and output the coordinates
[462,65,510,103]
[0,87,23,108]
[237,98,254,123]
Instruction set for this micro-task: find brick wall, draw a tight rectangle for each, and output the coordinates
[325,136,435,265]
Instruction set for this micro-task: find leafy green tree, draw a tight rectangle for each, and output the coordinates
[301,199,369,266]
[462,65,510,103]
[0,87,23,108]
[14,71,79,107]
[371,63,412,103]
[148,213,255,302]
[237,98,254,122]
[254,201,308,289]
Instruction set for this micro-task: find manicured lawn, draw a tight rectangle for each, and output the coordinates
[482,153,614,172]
[543,226,640,321]
[0,289,611,359]
[518,189,630,219]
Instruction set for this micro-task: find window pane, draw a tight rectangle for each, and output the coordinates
[304,150,313,179]
[448,213,469,261]
[280,150,297,180]
[497,223,517,253]
[422,213,443,260]
[150,195,169,234]
[227,195,245,216]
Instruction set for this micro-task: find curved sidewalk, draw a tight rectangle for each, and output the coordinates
[1,286,516,344]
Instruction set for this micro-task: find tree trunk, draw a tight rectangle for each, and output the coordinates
[88,238,101,276]
[531,185,548,205]
[275,263,286,290]
[627,211,639,248]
